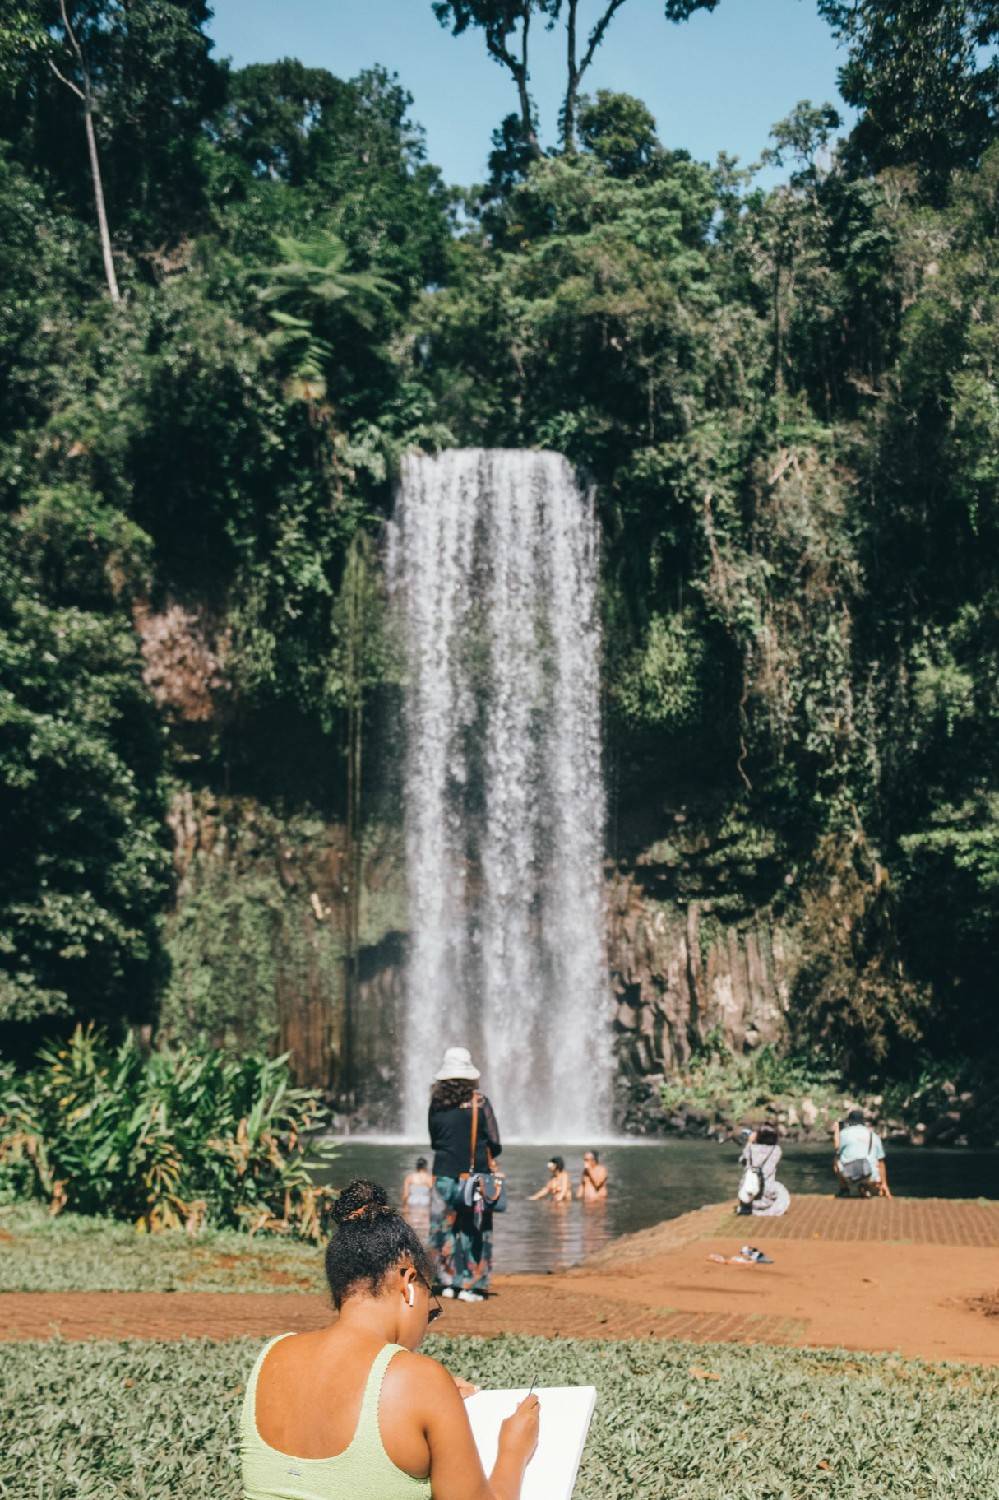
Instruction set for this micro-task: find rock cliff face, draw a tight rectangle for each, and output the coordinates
[608,872,791,1075]
[161,793,799,1131]
[605,812,797,1120]
[163,790,407,1121]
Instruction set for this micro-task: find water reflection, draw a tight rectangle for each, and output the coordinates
[317,1139,999,1275]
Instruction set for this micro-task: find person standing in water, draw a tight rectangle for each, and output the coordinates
[401,1157,433,1232]
[576,1150,608,1202]
[530,1156,573,1203]
[240,1178,538,1500]
[428,1047,503,1304]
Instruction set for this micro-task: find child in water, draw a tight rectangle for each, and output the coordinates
[530,1156,573,1203]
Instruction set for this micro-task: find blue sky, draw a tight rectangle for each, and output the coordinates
[207,0,851,187]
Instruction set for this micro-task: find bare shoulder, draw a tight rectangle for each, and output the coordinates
[386,1348,460,1397]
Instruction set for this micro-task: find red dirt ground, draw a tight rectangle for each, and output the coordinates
[3,1196,998,1363]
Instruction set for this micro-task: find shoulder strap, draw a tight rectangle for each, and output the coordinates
[468,1093,480,1174]
[242,1333,294,1435]
[353,1344,405,1461]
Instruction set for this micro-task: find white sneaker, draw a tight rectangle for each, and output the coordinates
[458,1289,484,1304]
[441,1287,457,1299]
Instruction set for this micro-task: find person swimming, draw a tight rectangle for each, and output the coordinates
[529,1156,572,1204]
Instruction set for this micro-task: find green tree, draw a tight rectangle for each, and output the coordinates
[578,89,662,177]
[256,232,393,405]
[433,0,720,157]
[0,493,170,1033]
[819,0,999,197]
[214,64,452,299]
[0,0,224,253]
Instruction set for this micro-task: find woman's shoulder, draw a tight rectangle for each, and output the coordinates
[384,1347,459,1400]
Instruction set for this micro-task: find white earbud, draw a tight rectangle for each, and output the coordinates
[406,1282,415,1308]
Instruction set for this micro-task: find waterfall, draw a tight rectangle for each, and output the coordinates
[387,449,611,1139]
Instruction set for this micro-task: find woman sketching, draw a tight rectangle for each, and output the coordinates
[240,1178,537,1499]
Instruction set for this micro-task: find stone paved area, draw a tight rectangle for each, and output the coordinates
[0,1286,807,1346]
[744,1195,999,1247]
[2,1196,996,1360]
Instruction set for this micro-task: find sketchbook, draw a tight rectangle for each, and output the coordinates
[465,1385,597,1500]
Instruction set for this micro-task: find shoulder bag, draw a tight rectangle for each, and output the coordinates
[459,1094,507,1215]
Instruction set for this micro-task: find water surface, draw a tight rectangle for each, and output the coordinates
[319,1138,999,1274]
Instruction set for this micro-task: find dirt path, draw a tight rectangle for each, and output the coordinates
[4,1196,998,1363]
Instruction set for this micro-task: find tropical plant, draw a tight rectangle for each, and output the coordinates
[255,232,393,403]
[0,1026,336,1238]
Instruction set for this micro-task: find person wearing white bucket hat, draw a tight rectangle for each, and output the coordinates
[434,1045,480,1082]
[428,1046,502,1305]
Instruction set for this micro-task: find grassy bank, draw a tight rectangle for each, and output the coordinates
[4,1335,997,1499]
[0,1204,324,1294]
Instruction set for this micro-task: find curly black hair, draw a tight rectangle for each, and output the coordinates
[325,1179,432,1309]
[429,1077,476,1112]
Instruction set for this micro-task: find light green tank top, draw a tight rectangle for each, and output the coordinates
[240,1335,433,1500]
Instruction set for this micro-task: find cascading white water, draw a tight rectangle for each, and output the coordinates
[387,449,611,1138]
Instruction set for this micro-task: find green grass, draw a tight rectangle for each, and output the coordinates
[0,1203,325,1293]
[3,1335,997,1499]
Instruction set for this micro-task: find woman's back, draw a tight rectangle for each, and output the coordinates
[245,1174,539,1500]
[429,1095,500,1180]
[745,1141,782,1177]
[241,1330,431,1500]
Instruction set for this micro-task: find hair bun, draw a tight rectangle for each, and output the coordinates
[332,1178,390,1226]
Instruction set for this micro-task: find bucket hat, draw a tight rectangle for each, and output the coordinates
[434,1046,481,1081]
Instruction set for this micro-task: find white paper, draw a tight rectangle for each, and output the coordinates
[464,1386,597,1500]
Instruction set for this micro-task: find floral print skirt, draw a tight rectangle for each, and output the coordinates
[430,1176,494,1292]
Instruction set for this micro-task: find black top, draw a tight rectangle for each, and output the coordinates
[429,1094,502,1180]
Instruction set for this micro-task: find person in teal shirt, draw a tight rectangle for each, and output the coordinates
[833,1109,891,1197]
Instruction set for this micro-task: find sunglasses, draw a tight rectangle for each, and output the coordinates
[407,1269,444,1324]
[424,1277,444,1324]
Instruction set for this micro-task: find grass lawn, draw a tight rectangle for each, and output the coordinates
[4,1334,997,1499]
[0,1203,324,1293]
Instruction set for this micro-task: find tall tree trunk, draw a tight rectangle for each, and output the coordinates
[341,537,365,1108]
[83,98,120,304]
[52,0,120,304]
[563,0,580,154]
[561,0,630,155]
[515,4,542,159]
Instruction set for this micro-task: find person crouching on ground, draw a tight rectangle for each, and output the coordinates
[240,1178,538,1500]
[428,1047,503,1304]
[576,1150,608,1202]
[530,1156,572,1203]
[834,1108,891,1197]
[737,1122,791,1217]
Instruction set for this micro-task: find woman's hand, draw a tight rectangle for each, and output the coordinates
[498,1394,540,1468]
[453,1376,480,1399]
